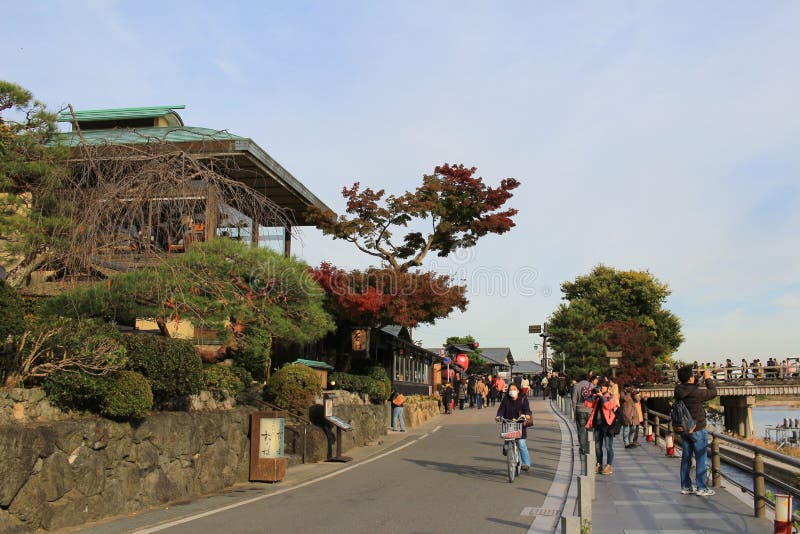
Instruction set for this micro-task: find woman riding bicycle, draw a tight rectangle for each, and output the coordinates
[495,383,532,471]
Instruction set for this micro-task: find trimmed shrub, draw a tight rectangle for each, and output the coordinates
[231,328,271,381]
[230,365,253,388]
[329,366,390,402]
[203,365,245,398]
[43,371,109,413]
[0,281,24,341]
[100,370,153,419]
[121,335,203,406]
[265,364,321,414]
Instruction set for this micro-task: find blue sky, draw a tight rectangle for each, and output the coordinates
[4,1,799,363]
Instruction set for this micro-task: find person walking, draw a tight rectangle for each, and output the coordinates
[442,383,454,414]
[619,385,641,448]
[588,378,618,475]
[674,365,717,496]
[475,378,488,409]
[572,373,597,456]
[495,383,533,472]
[388,388,406,432]
[521,376,530,397]
[457,380,467,410]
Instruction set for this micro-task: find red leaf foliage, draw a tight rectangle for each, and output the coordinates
[306,163,520,271]
[599,319,664,385]
[309,262,468,328]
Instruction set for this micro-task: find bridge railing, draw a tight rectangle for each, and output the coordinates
[645,408,800,523]
[658,364,799,383]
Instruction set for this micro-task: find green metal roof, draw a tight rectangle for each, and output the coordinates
[54,126,244,147]
[56,105,186,123]
[292,359,335,371]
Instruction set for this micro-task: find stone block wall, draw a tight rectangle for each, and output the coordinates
[0,388,76,425]
[0,408,255,533]
[0,391,441,533]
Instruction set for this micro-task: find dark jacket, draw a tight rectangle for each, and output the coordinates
[674,378,717,431]
[496,395,532,439]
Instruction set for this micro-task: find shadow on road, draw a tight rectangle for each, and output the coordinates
[485,517,532,529]
[404,458,508,483]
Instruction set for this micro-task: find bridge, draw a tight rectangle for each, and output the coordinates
[640,379,800,438]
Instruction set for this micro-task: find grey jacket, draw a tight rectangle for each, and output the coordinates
[572,379,593,414]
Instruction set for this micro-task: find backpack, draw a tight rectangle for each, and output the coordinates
[671,399,696,434]
[580,384,594,408]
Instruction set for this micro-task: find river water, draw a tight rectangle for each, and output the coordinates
[752,406,800,439]
[719,405,800,517]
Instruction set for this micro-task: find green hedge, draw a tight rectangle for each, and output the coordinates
[329,366,390,402]
[0,281,24,341]
[203,365,245,398]
[43,371,109,412]
[265,364,321,414]
[100,371,153,419]
[121,334,203,406]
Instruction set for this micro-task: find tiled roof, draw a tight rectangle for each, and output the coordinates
[54,126,244,147]
[56,105,185,123]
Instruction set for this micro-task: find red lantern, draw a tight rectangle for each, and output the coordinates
[455,353,469,371]
[442,369,455,379]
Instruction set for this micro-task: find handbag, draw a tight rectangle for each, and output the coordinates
[523,416,533,428]
[392,393,406,406]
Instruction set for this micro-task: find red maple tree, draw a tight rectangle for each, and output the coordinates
[307,163,520,272]
[309,262,468,328]
[599,319,664,385]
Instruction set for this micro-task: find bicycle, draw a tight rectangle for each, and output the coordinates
[498,416,526,483]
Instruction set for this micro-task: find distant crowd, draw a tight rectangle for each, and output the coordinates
[667,358,799,380]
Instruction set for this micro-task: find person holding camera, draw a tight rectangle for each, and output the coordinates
[674,365,717,496]
[589,378,619,475]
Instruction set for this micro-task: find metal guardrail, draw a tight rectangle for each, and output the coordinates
[645,408,800,522]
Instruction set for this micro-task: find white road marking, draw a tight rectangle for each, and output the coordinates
[132,439,420,533]
[431,425,442,433]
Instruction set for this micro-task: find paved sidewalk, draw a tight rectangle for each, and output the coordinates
[591,439,773,533]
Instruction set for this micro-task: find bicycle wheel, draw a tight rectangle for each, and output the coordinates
[507,442,516,483]
[515,443,522,476]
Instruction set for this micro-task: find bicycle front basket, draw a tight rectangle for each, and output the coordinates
[500,421,522,440]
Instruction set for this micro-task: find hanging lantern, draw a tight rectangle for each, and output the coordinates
[442,369,455,379]
[455,353,469,371]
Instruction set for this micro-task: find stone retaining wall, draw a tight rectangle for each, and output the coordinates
[0,391,440,533]
[0,388,76,424]
[0,408,255,533]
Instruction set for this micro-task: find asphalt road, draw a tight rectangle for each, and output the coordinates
[74,399,563,534]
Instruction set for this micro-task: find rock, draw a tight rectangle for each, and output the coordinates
[130,440,160,470]
[86,479,125,520]
[8,477,52,529]
[39,450,73,501]
[8,388,27,402]
[49,420,84,455]
[42,489,88,530]
[0,426,52,507]
[70,446,105,497]
[0,508,33,534]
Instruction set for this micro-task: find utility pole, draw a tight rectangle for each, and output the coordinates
[528,323,549,372]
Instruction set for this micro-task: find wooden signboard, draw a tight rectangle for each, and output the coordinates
[249,411,287,482]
